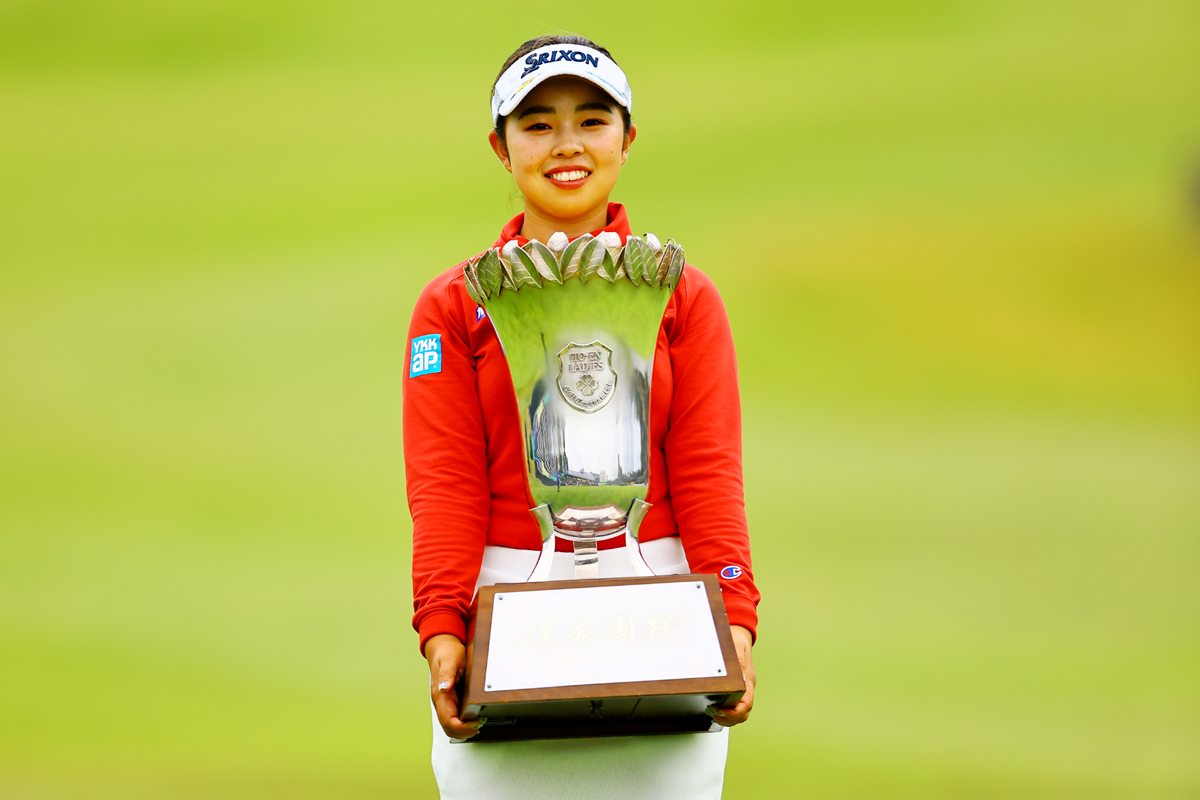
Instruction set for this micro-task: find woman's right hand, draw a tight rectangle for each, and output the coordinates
[424,634,484,739]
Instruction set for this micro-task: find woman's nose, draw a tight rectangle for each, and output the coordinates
[552,132,584,158]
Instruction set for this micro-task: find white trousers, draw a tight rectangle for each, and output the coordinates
[431,538,730,800]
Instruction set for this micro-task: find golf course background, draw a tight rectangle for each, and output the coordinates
[2,1,1197,797]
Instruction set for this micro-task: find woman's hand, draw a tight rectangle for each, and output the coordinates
[710,625,755,726]
[425,634,484,739]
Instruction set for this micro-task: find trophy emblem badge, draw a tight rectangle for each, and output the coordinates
[557,341,616,412]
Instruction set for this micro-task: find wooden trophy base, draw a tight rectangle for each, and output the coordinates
[460,574,744,743]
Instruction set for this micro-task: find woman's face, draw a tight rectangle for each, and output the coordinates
[490,77,635,227]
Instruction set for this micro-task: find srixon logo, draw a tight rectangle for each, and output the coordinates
[521,50,601,78]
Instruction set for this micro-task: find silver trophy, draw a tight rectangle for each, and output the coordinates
[464,230,685,582]
[459,232,745,741]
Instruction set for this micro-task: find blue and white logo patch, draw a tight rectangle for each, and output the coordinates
[720,565,743,580]
[410,334,442,377]
[475,306,486,321]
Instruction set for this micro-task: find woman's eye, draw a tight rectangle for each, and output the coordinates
[525,122,551,131]
[581,118,607,127]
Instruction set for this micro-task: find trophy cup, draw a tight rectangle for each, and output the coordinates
[457,231,745,742]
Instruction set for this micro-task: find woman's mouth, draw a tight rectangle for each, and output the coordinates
[546,169,591,186]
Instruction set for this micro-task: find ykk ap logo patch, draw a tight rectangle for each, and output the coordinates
[410,334,442,377]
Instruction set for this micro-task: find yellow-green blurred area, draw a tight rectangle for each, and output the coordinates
[2,0,1198,797]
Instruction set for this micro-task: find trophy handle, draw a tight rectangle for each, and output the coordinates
[624,529,655,577]
[527,505,557,582]
[527,536,556,582]
[626,499,655,578]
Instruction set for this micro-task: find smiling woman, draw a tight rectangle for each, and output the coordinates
[403,34,760,800]
[487,37,635,240]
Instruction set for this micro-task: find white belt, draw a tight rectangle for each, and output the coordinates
[473,536,690,598]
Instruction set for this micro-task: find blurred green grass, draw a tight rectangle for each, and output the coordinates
[1,1,1198,798]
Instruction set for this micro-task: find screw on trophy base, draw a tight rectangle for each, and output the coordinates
[457,232,744,742]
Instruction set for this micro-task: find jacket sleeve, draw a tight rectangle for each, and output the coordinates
[404,273,490,654]
[664,267,760,640]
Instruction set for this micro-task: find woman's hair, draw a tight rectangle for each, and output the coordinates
[492,35,633,144]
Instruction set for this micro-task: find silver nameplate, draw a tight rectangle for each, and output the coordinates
[483,581,727,692]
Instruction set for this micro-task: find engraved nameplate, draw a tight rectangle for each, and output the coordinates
[483,581,727,692]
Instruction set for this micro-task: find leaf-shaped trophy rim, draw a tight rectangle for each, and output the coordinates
[478,248,503,297]
[624,235,651,287]
[462,232,684,303]
[577,238,605,284]
[558,233,592,281]
[463,259,486,305]
[525,240,563,285]
[509,245,544,289]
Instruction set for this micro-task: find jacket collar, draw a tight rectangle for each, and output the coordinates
[493,203,631,247]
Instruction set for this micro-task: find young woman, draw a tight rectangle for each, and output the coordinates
[403,35,759,800]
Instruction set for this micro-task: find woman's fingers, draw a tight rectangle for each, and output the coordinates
[435,664,456,694]
[425,636,479,739]
[708,702,750,726]
[709,690,753,726]
[710,656,756,727]
[431,674,483,739]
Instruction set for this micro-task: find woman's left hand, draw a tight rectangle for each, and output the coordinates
[709,624,755,726]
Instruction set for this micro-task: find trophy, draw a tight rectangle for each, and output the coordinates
[458,231,744,742]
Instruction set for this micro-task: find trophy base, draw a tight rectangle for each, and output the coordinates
[460,574,744,743]
[460,708,720,743]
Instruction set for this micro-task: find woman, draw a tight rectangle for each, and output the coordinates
[403,35,759,799]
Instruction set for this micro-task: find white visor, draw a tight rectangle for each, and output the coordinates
[491,44,631,127]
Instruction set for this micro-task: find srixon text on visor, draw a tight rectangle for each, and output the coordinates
[521,50,601,78]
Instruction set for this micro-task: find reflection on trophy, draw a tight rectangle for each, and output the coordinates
[459,232,744,741]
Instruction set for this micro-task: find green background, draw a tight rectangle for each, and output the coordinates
[2,1,1198,797]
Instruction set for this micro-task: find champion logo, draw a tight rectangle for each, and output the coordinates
[475,307,486,321]
[720,565,743,580]
[521,49,601,78]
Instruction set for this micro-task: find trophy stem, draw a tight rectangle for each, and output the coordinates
[524,500,657,581]
[572,538,600,579]
[524,527,654,581]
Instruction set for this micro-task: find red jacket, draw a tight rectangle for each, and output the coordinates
[405,204,759,653]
